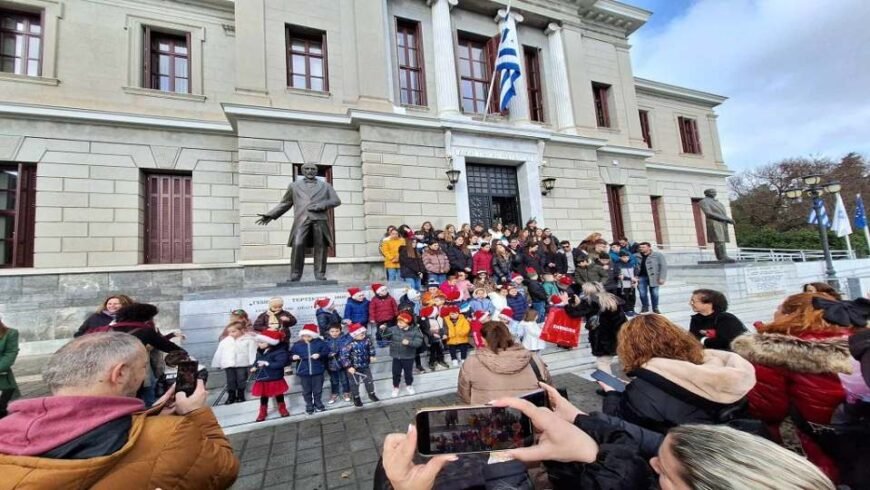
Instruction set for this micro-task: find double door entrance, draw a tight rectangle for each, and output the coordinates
[466,164,522,229]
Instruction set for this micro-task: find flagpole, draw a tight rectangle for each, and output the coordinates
[862,193,870,255]
[844,234,854,259]
[482,0,512,123]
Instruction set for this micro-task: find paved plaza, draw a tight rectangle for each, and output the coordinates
[226,372,603,490]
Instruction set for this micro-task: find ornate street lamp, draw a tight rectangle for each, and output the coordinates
[784,176,842,284]
[541,177,557,196]
[445,169,461,190]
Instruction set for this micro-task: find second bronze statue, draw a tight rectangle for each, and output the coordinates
[256,163,342,281]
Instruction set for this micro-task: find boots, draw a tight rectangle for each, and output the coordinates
[278,402,290,418]
[353,396,363,407]
[256,405,268,422]
[368,392,380,402]
[224,390,236,405]
[236,389,246,402]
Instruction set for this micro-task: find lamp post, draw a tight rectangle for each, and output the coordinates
[785,175,841,285]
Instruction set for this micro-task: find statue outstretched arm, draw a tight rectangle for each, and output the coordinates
[257,187,295,225]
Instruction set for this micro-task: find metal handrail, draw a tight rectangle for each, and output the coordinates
[651,244,855,263]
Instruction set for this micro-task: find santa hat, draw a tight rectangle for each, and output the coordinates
[347,287,363,298]
[510,273,523,282]
[406,289,420,301]
[397,312,414,325]
[550,294,563,305]
[348,323,367,338]
[526,267,538,277]
[558,276,574,287]
[473,310,490,322]
[420,306,438,318]
[476,270,488,276]
[405,231,416,240]
[255,329,284,346]
[371,283,388,295]
[440,305,460,317]
[445,290,461,302]
[299,323,320,338]
[314,297,334,310]
[500,307,514,319]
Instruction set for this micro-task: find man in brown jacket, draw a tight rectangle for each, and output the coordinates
[0,332,239,489]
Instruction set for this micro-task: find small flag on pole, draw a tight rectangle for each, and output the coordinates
[855,194,867,229]
[808,197,831,228]
[832,193,852,238]
[495,12,522,111]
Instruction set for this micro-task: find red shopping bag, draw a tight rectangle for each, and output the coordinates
[539,308,582,348]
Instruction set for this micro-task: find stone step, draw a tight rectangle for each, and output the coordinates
[214,345,597,434]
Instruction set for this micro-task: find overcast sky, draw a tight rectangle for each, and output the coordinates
[627,0,870,171]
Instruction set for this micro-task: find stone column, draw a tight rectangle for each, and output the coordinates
[545,23,575,132]
[495,9,530,123]
[234,0,268,96]
[707,114,725,164]
[427,0,461,117]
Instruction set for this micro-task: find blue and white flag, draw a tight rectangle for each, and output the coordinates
[808,197,831,228]
[832,193,852,238]
[495,14,522,111]
[855,194,868,229]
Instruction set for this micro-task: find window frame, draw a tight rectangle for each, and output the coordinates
[143,171,193,265]
[592,82,612,128]
[678,116,703,155]
[639,110,653,148]
[524,46,544,123]
[0,7,43,77]
[606,185,625,242]
[395,18,426,107]
[286,25,329,92]
[0,163,36,268]
[143,26,191,94]
[457,33,498,115]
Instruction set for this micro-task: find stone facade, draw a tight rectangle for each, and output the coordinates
[0,0,735,351]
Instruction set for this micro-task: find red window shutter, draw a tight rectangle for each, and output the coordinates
[691,119,702,154]
[145,173,192,264]
[639,110,652,148]
[650,196,663,246]
[485,34,503,115]
[606,185,625,241]
[14,164,36,267]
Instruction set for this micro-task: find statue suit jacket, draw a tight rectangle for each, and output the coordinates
[265,178,341,247]
[698,197,731,243]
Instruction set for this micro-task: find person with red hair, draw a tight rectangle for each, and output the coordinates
[732,292,870,486]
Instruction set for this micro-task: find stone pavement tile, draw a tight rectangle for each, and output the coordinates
[350,449,381,466]
[323,442,351,456]
[298,435,324,450]
[326,467,357,488]
[242,445,271,462]
[271,441,298,457]
[264,467,295,486]
[296,447,323,465]
[231,473,265,490]
[294,461,325,479]
[294,475,325,490]
[348,438,375,452]
[238,458,268,477]
[325,454,353,472]
[322,431,346,446]
[263,484,293,490]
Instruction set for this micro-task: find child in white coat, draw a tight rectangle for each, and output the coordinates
[211,322,258,404]
[519,308,548,353]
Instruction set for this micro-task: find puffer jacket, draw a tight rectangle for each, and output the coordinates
[445,245,472,272]
[422,249,450,274]
[369,294,398,324]
[325,333,352,371]
[316,309,342,336]
[398,247,425,278]
[211,335,258,369]
[603,350,756,434]
[445,315,471,346]
[339,337,376,369]
[471,249,494,276]
[506,293,529,321]
[290,338,330,377]
[253,347,289,382]
[380,237,405,270]
[457,345,552,404]
[382,325,425,359]
[343,298,370,325]
[492,256,513,283]
[0,397,238,489]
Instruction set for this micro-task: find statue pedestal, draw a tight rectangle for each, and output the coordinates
[276,280,338,288]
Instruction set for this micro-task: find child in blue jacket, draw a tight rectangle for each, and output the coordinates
[290,324,331,414]
[343,288,370,325]
[340,323,380,407]
[325,323,351,404]
[251,330,290,422]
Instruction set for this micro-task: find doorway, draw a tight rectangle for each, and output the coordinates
[466,164,521,229]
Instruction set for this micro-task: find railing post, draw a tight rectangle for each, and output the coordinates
[800,250,806,262]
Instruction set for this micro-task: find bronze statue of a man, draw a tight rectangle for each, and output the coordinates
[698,188,736,262]
[256,163,342,281]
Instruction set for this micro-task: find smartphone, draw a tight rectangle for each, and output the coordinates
[175,361,199,397]
[519,388,569,408]
[416,406,534,456]
[590,369,626,392]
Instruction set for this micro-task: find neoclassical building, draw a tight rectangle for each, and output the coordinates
[0,0,732,351]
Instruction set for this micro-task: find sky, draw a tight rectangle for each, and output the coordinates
[627,0,870,172]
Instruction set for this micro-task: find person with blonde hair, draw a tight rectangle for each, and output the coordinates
[565,283,626,378]
[252,297,297,342]
[600,314,756,434]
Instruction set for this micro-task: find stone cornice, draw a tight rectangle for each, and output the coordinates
[646,162,733,177]
[634,77,728,107]
[577,0,650,35]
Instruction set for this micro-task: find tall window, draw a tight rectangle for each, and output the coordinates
[524,47,544,122]
[678,116,702,154]
[606,185,625,241]
[286,25,328,92]
[144,27,190,93]
[144,172,192,264]
[639,110,652,148]
[650,196,664,246]
[396,19,426,106]
[592,82,611,128]
[0,164,36,268]
[0,9,42,76]
[691,198,707,246]
[457,35,495,115]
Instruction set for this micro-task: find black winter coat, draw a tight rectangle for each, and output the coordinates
[111,321,183,354]
[519,252,546,277]
[445,245,472,272]
[567,299,626,357]
[526,279,548,302]
[492,256,513,283]
[74,312,115,337]
[398,247,425,278]
[554,252,569,275]
[602,368,750,434]
[689,311,747,351]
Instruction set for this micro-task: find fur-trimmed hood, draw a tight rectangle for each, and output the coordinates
[643,350,756,404]
[731,333,853,375]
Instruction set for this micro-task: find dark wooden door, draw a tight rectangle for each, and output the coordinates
[467,164,521,229]
[650,196,663,246]
[292,164,336,257]
[606,185,625,241]
[0,164,36,267]
[144,173,192,264]
[691,198,707,246]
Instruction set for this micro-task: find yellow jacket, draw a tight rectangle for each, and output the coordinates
[381,237,405,269]
[445,315,471,346]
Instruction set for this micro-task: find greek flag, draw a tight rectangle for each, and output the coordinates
[495,14,522,111]
[855,194,867,229]
[832,193,852,237]
[808,197,831,228]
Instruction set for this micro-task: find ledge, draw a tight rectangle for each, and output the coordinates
[645,162,733,177]
[284,87,332,98]
[0,72,60,86]
[122,86,207,103]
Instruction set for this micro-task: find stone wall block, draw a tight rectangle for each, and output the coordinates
[90,142,156,167]
[266,151,290,163]
[44,152,134,167]
[239,162,279,175]
[36,163,89,179]
[321,144,338,165]
[89,166,140,181]
[360,141,398,154]
[151,146,181,169]
[239,138,283,151]
[87,252,138,267]
[36,191,89,208]
[36,222,88,237]
[89,222,139,237]
[363,188,402,202]
[361,162,401,176]
[34,252,87,268]
[89,193,139,209]
[35,207,62,222]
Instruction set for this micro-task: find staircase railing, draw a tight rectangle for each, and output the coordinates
[735,247,854,262]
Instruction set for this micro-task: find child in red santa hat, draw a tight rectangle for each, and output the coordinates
[251,329,290,422]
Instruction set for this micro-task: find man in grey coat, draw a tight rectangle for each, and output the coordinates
[634,242,667,314]
[256,163,342,281]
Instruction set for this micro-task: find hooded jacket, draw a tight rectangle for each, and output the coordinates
[0,396,238,489]
[457,345,552,404]
[369,294,398,324]
[603,350,756,434]
[290,338,330,377]
[445,315,471,346]
[472,249,494,276]
[343,297,370,325]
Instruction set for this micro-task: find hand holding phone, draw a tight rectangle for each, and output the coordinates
[175,361,199,397]
[590,369,626,392]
